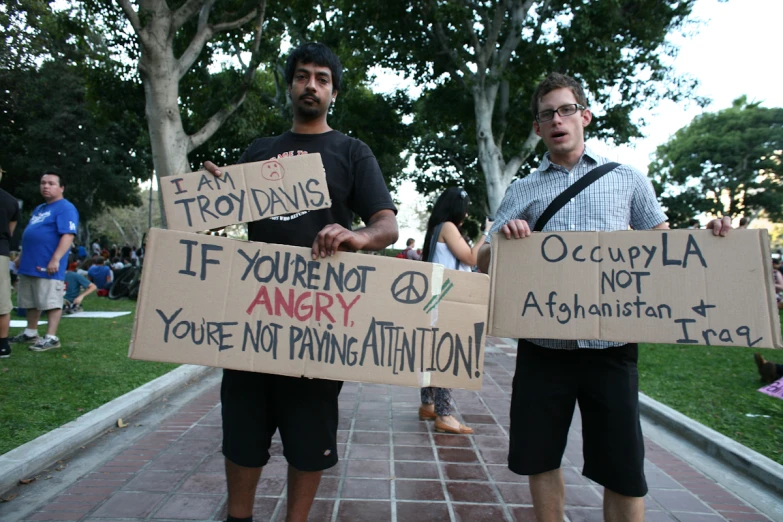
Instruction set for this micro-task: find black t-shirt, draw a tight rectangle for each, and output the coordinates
[239,130,396,248]
[0,188,20,257]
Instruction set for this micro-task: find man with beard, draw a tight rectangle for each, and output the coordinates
[204,43,398,522]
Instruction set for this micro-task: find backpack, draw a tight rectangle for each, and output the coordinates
[396,247,412,259]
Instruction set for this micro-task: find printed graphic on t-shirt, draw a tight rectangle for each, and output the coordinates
[30,210,51,225]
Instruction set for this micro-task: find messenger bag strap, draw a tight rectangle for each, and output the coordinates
[533,162,620,232]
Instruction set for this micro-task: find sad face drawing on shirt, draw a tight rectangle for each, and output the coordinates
[262,160,286,181]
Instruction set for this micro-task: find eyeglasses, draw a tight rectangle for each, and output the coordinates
[535,103,585,123]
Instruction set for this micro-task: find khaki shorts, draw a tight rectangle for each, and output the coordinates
[18,275,65,311]
[0,257,11,315]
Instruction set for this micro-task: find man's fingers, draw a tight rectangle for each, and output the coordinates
[203,160,222,178]
[708,216,733,236]
[312,225,356,258]
[312,226,336,259]
[326,230,352,256]
[502,219,530,239]
[720,215,732,236]
[501,224,512,239]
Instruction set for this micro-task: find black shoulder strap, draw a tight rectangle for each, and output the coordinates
[534,162,620,232]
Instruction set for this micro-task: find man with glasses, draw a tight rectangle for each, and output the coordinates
[477,72,731,522]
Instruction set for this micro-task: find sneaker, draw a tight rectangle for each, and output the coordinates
[30,337,61,352]
[10,332,39,344]
[0,345,10,358]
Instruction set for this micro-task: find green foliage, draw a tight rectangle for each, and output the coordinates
[0,296,176,455]
[188,1,411,190]
[650,97,783,228]
[0,0,152,234]
[339,0,702,212]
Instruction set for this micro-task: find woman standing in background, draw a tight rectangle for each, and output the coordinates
[417,187,489,434]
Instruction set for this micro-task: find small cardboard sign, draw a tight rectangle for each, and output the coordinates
[759,378,783,400]
[130,229,490,390]
[160,154,331,232]
[488,230,782,348]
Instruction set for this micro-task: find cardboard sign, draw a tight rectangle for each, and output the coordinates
[160,154,331,232]
[130,229,490,390]
[759,378,783,400]
[488,230,783,348]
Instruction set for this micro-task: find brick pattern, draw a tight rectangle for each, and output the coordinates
[22,338,772,521]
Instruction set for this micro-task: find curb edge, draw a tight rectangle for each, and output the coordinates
[0,364,215,495]
[639,392,783,495]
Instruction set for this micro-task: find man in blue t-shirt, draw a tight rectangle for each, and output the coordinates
[11,172,79,351]
[64,269,96,314]
[87,257,113,290]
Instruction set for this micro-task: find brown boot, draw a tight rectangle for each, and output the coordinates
[755,353,778,383]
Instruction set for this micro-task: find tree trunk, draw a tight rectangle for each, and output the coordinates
[140,50,191,182]
[474,87,536,217]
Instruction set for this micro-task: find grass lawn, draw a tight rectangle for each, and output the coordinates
[639,309,783,465]
[0,294,177,456]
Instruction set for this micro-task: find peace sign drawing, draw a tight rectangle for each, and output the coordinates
[391,271,429,305]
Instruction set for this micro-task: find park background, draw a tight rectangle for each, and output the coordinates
[1,0,782,468]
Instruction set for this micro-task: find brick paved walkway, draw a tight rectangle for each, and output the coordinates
[19,338,773,521]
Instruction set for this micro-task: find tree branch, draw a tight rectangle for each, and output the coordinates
[505,126,539,179]
[233,41,247,69]
[176,4,261,78]
[116,0,146,45]
[188,94,247,152]
[484,0,506,62]
[197,0,217,33]
[188,2,267,151]
[491,0,533,78]
[172,0,208,33]
[426,0,474,81]
[496,79,509,144]
[212,9,260,33]
[459,0,483,71]
[176,25,214,79]
[447,152,466,173]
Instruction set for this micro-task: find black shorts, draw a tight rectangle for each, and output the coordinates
[508,340,647,497]
[221,369,343,472]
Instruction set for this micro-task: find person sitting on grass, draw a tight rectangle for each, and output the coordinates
[64,268,96,314]
[773,258,783,310]
[87,256,113,294]
[754,353,783,383]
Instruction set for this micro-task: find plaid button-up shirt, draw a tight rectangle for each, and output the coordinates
[489,146,668,349]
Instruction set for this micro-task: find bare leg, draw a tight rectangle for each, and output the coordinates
[0,313,9,338]
[286,465,322,522]
[46,307,62,337]
[529,469,565,522]
[604,487,644,522]
[225,458,262,519]
[26,308,41,331]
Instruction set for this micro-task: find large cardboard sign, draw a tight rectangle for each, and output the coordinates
[130,229,490,390]
[160,154,331,232]
[488,230,782,348]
